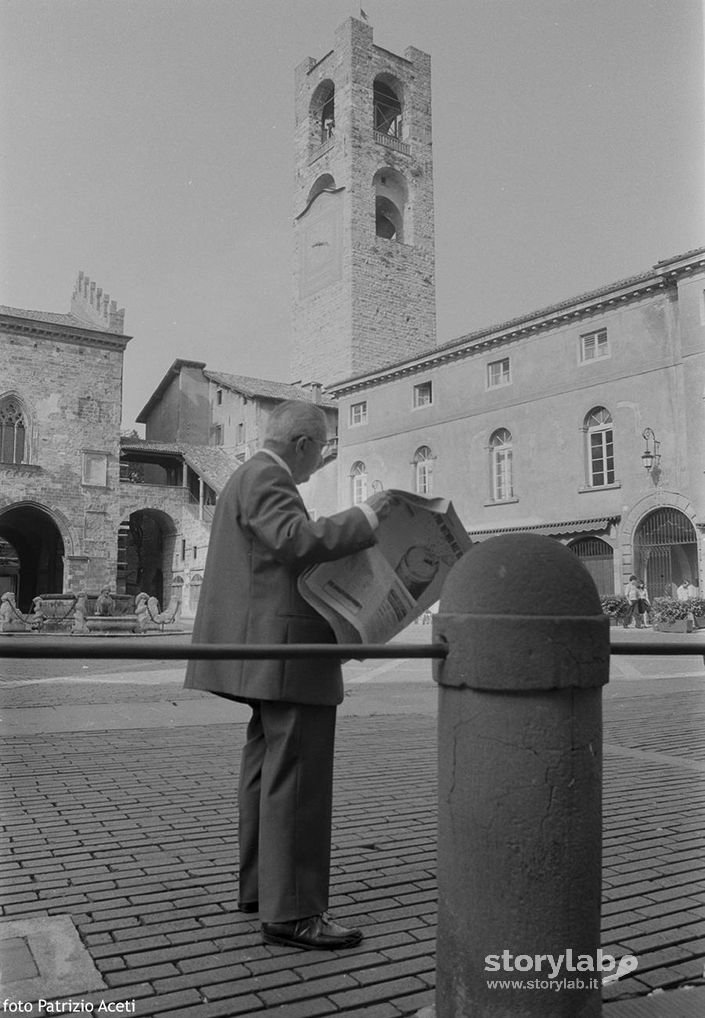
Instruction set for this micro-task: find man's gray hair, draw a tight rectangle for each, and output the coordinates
[264,400,328,448]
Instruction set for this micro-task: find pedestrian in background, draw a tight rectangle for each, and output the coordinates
[637,580,650,627]
[623,575,643,629]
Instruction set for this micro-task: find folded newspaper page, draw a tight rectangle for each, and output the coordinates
[298,489,472,644]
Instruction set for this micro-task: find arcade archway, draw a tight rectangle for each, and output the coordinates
[634,507,699,598]
[0,504,65,611]
[117,509,176,604]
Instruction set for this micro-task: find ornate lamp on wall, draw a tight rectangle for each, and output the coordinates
[641,428,661,472]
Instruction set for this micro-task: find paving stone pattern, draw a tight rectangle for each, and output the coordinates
[1,686,705,1016]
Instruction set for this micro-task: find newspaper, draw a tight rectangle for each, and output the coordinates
[298,489,472,644]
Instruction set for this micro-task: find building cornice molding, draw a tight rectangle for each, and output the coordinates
[0,313,131,353]
[328,249,705,397]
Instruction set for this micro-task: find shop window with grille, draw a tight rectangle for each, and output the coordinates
[568,537,614,597]
[634,508,699,598]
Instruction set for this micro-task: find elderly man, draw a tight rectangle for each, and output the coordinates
[185,399,391,950]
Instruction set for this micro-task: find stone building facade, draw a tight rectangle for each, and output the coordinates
[0,274,130,609]
[127,360,340,615]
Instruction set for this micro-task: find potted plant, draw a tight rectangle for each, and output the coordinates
[688,598,705,629]
[600,595,630,626]
[651,597,693,633]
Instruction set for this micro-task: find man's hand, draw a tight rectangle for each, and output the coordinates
[366,490,396,520]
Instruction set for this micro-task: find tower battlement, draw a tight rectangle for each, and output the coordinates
[71,271,125,334]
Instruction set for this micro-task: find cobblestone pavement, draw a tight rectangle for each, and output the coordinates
[0,628,704,1016]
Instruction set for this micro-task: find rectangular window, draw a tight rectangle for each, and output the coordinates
[216,389,223,406]
[350,401,368,426]
[580,329,609,362]
[413,381,433,408]
[493,448,513,501]
[487,357,510,389]
[181,539,186,561]
[213,425,223,446]
[590,430,615,486]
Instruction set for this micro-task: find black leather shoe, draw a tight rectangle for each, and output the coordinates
[238,900,259,913]
[262,913,363,950]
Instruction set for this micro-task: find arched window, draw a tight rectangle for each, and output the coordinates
[376,196,401,240]
[490,428,513,501]
[0,395,28,465]
[373,167,408,242]
[585,407,614,486]
[350,461,368,505]
[373,77,402,138]
[310,79,335,147]
[414,446,433,495]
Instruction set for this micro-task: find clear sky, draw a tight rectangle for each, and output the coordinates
[1,0,703,430]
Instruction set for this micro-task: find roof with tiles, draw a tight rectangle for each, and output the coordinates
[205,370,336,406]
[120,438,242,493]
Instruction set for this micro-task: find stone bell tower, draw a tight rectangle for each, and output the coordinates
[291,16,436,387]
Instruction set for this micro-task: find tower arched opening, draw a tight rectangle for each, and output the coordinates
[373,76,403,138]
[373,168,408,242]
[310,79,335,148]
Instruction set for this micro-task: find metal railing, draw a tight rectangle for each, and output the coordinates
[0,637,702,662]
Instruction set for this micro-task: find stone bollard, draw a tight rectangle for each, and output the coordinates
[430,533,610,1018]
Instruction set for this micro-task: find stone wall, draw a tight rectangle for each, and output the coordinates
[0,310,129,601]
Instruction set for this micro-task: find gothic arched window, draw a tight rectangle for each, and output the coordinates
[0,395,28,465]
[490,428,513,502]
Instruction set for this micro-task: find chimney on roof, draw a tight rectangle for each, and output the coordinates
[304,381,323,403]
[71,271,125,333]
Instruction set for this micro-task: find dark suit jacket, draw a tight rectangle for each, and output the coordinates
[184,451,377,705]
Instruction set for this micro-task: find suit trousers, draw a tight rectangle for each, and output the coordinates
[237,699,337,923]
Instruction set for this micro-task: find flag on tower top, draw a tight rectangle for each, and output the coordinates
[360,8,369,21]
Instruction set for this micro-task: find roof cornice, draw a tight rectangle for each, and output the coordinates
[0,311,131,352]
[328,248,705,396]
